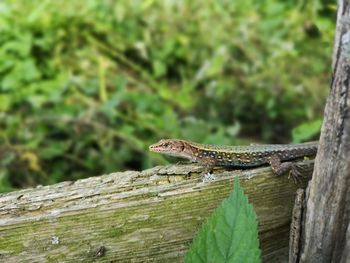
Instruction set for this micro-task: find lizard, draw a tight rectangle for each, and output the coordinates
[149,139,318,181]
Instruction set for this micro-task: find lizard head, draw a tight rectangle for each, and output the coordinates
[149,139,194,160]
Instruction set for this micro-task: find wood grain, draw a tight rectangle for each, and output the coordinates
[0,161,314,262]
[300,1,350,261]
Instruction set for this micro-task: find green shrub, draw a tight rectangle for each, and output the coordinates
[0,0,335,190]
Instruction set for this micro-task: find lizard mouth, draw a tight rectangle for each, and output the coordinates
[149,143,163,152]
[149,139,186,155]
[149,144,156,151]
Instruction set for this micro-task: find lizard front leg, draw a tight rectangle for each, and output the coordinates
[267,155,303,183]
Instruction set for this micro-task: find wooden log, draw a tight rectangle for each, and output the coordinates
[0,160,314,262]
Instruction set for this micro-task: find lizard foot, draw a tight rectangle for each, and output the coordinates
[288,164,306,184]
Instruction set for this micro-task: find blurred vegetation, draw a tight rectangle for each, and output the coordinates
[0,0,336,191]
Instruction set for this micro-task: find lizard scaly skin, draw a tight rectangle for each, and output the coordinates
[149,139,318,180]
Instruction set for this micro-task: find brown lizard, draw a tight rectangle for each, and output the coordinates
[149,139,318,180]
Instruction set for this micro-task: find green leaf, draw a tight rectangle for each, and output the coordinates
[0,94,11,111]
[292,119,322,143]
[2,59,41,90]
[0,170,12,193]
[0,152,16,166]
[152,60,166,78]
[185,177,261,263]
[40,141,71,160]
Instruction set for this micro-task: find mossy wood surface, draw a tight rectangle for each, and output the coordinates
[0,161,314,262]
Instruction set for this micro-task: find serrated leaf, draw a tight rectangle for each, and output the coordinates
[184,177,261,263]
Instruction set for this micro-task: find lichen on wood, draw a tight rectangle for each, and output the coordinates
[0,161,314,262]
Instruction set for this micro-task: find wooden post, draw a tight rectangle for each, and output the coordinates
[299,1,350,261]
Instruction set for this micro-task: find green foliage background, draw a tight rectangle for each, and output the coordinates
[0,0,335,191]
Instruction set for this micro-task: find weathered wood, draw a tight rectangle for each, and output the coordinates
[300,1,350,261]
[0,161,314,262]
[289,188,305,263]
